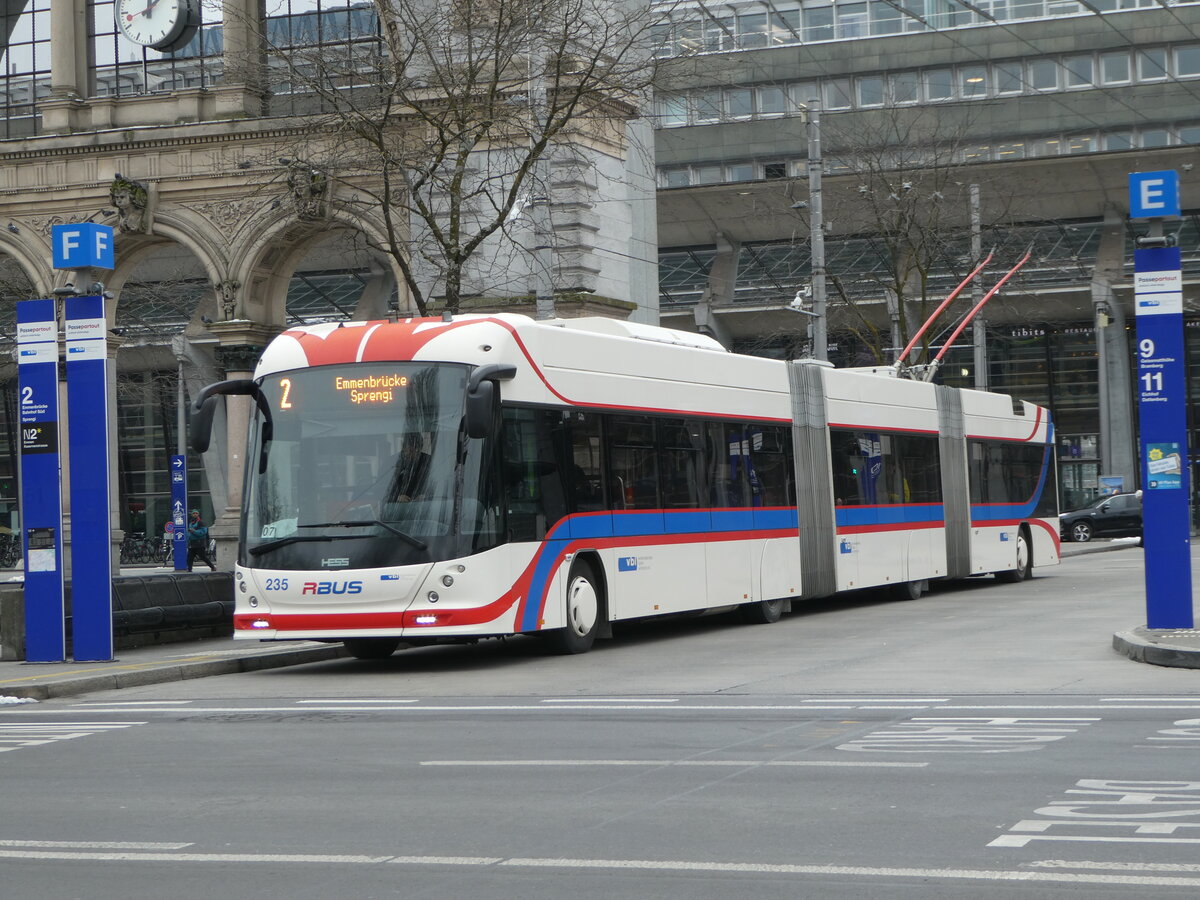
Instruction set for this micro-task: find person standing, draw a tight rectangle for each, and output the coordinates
[187,509,216,572]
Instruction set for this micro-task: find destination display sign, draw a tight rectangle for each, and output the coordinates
[277,370,413,410]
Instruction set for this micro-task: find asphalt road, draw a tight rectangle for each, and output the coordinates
[3,544,1200,898]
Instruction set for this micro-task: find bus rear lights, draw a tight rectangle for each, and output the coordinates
[250,619,271,629]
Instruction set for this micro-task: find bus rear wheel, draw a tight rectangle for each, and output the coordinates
[996,527,1032,583]
[740,597,785,624]
[891,580,927,601]
[344,638,401,660]
[543,560,602,654]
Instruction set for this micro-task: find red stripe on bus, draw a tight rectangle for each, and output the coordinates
[836,521,944,534]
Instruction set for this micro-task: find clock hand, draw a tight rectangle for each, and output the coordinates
[125,0,162,21]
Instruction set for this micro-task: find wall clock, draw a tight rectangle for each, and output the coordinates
[115,0,201,52]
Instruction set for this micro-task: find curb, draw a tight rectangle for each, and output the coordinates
[0,644,347,701]
[1061,540,1141,557]
[1113,630,1200,669]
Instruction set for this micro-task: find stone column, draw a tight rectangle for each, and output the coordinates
[215,0,268,118]
[206,322,278,570]
[42,0,91,132]
[1091,207,1136,492]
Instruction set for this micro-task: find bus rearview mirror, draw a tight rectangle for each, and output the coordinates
[465,379,495,439]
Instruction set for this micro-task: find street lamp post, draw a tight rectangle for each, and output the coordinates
[806,98,827,362]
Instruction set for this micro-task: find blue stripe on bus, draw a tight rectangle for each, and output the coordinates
[835,505,945,528]
[970,444,1052,524]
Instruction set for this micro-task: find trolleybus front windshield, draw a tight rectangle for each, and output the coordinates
[242,362,473,569]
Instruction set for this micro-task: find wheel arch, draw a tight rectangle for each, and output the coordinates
[1019,521,1034,577]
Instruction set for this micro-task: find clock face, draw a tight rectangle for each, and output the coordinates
[115,0,200,51]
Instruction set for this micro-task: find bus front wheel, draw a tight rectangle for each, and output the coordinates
[344,638,401,660]
[543,560,602,654]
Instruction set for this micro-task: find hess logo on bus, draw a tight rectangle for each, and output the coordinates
[301,581,364,595]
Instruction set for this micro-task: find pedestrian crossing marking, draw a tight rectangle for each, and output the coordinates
[0,722,143,754]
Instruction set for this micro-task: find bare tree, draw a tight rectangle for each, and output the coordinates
[256,0,669,315]
[791,105,1025,366]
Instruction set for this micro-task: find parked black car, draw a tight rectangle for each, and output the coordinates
[1059,492,1142,543]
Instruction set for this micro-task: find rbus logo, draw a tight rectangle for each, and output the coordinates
[301,581,364,595]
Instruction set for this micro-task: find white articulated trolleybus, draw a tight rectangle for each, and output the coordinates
[192,314,1059,659]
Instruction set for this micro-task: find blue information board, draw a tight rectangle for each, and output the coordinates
[171,455,188,571]
[16,299,65,662]
[65,295,114,661]
[1134,245,1194,628]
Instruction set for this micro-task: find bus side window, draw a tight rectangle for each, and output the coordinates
[829,429,863,506]
[968,441,987,504]
[747,426,791,507]
[660,418,704,509]
[501,408,569,541]
[566,410,605,513]
[708,423,749,508]
[608,415,658,509]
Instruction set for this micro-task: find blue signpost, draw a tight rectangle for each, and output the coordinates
[16,300,66,662]
[1130,171,1194,629]
[171,455,188,571]
[65,295,114,661]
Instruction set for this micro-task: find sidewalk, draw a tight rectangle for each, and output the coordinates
[0,636,346,702]
[1063,538,1200,670]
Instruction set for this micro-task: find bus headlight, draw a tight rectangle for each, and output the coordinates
[248,596,259,608]
[427,591,439,603]
[441,575,454,587]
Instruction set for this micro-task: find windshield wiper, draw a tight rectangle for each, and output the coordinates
[322,520,429,551]
[249,520,429,556]
[248,532,363,556]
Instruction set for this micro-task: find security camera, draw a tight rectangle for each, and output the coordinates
[789,287,812,309]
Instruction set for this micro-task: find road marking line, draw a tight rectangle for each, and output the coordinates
[2,703,1197,715]
[1101,698,1200,702]
[991,834,1200,847]
[0,850,395,864]
[0,721,143,754]
[500,857,1200,885]
[541,698,679,703]
[802,699,948,703]
[72,701,191,706]
[385,856,504,865]
[295,699,419,704]
[419,759,928,768]
[0,848,1197,885]
[1030,860,1200,873]
[0,840,193,850]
